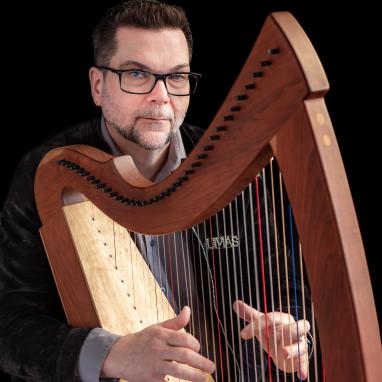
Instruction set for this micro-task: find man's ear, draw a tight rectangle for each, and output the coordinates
[89,67,103,106]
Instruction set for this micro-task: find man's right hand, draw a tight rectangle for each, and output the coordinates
[101,306,215,381]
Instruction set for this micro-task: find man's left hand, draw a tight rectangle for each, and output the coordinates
[233,300,310,380]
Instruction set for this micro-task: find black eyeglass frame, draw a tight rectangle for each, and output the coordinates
[95,65,201,96]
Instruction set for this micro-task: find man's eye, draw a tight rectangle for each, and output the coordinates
[127,70,147,78]
[168,73,187,81]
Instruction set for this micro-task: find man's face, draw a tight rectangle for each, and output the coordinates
[91,27,191,151]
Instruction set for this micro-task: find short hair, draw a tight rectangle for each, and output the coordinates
[92,0,193,66]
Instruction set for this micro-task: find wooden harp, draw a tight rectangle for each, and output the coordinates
[35,12,381,381]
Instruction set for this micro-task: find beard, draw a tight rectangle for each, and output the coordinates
[104,103,186,151]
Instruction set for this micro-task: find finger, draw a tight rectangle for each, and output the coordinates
[164,348,215,374]
[283,337,308,359]
[161,361,214,382]
[240,322,258,340]
[233,300,263,323]
[281,319,311,342]
[268,311,295,326]
[296,354,309,380]
[159,306,191,331]
[241,319,279,341]
[167,331,201,352]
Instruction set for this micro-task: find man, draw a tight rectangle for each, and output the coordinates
[0,1,310,381]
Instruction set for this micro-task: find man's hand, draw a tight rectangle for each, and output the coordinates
[101,306,215,381]
[233,300,310,380]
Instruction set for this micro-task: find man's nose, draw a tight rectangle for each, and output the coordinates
[147,78,170,102]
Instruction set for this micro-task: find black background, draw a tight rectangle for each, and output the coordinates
[0,2,379,376]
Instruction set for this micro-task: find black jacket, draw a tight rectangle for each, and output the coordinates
[0,118,204,381]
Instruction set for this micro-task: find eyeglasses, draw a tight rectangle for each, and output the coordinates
[96,66,201,96]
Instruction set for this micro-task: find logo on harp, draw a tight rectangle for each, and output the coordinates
[205,235,240,250]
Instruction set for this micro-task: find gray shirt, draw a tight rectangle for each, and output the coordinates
[78,119,188,381]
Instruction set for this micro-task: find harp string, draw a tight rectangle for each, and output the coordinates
[185,231,196,335]
[191,229,202,355]
[172,232,181,313]
[248,182,267,381]
[262,167,283,382]
[240,188,260,382]
[158,235,165,320]
[180,230,191,311]
[279,169,297,381]
[166,234,176,318]
[298,242,310,382]
[209,217,226,381]
[225,204,240,382]
[197,222,218,380]
[262,167,281,382]
[138,230,155,324]
[228,202,239,379]
[278,170,295,380]
[287,204,302,381]
[269,159,288,382]
[254,175,273,381]
[194,226,210,363]
[160,235,168,315]
[233,196,248,379]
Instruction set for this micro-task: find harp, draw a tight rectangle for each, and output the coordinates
[34,12,380,381]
